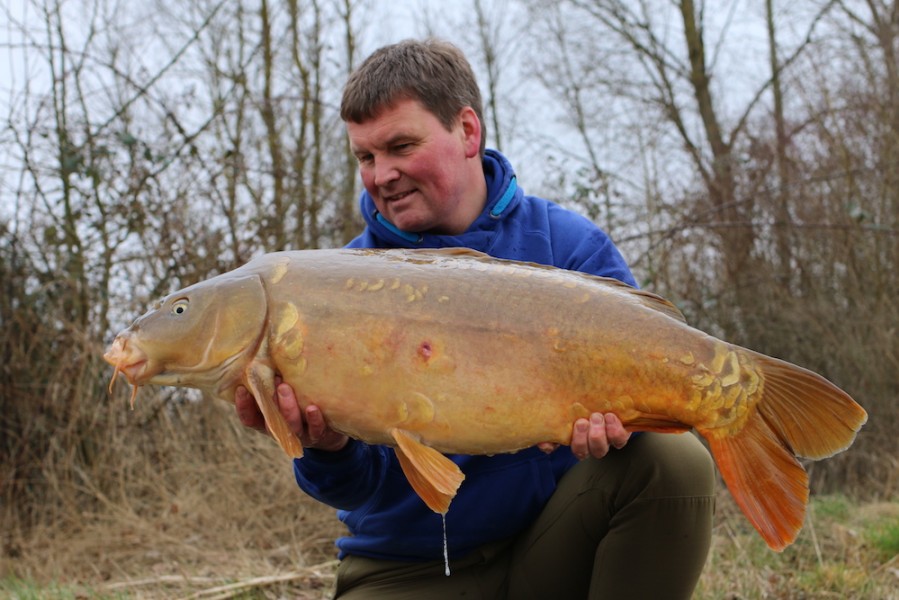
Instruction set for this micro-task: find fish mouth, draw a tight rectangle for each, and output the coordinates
[103,335,151,408]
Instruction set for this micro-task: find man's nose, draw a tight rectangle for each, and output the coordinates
[373,157,400,187]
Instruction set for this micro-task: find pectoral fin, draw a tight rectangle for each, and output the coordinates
[245,362,304,459]
[391,428,464,514]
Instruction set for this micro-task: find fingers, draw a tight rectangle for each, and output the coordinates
[303,404,350,452]
[537,442,560,454]
[234,381,300,436]
[234,385,266,432]
[303,405,328,445]
[570,413,631,460]
[604,413,631,449]
[232,380,363,454]
[276,382,304,434]
[570,417,593,460]
[276,382,350,452]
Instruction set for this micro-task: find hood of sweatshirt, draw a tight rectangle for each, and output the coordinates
[350,149,519,252]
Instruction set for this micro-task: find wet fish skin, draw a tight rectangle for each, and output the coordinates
[103,248,868,552]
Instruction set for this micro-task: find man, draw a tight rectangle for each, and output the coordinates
[236,38,715,599]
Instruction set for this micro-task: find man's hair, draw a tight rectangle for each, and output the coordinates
[341,38,486,156]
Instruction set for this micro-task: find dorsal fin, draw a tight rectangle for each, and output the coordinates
[388,248,688,323]
[612,282,687,323]
[415,247,491,258]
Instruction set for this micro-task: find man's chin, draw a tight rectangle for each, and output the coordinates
[383,212,430,234]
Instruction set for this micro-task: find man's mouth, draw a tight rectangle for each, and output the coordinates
[383,189,416,203]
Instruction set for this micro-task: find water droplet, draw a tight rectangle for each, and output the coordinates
[443,513,450,577]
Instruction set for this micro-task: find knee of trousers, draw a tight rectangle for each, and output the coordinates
[616,432,716,500]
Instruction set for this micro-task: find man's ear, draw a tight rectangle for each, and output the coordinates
[458,106,482,159]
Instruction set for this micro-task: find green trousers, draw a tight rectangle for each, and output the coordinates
[333,432,716,599]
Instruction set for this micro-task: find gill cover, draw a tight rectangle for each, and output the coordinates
[129,272,269,385]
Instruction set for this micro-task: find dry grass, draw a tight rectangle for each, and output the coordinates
[4,485,898,599]
[1,380,347,600]
[695,491,899,600]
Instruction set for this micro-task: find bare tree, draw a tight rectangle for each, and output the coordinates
[0,0,371,536]
[337,0,363,245]
[766,0,794,285]
[527,1,834,322]
[472,0,507,150]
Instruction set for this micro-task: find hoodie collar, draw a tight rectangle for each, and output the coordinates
[358,149,521,249]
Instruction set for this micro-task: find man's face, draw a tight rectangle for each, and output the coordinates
[347,97,483,235]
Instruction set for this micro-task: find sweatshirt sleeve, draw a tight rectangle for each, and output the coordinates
[292,439,392,511]
[546,205,638,286]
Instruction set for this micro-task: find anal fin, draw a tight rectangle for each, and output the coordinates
[391,428,465,514]
[623,414,692,433]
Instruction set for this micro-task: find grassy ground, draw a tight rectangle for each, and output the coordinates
[2,491,897,599]
[694,493,899,599]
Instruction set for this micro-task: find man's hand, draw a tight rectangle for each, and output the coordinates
[235,380,349,452]
[538,413,630,459]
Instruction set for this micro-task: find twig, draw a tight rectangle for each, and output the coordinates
[806,503,824,567]
[103,575,221,590]
[870,551,899,574]
[179,560,340,600]
[100,560,339,598]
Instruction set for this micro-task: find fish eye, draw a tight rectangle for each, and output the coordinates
[172,299,189,315]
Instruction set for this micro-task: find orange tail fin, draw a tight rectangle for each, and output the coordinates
[704,353,867,551]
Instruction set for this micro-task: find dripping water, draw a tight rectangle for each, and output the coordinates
[442,513,450,576]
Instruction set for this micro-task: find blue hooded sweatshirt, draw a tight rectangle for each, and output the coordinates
[293,149,636,562]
